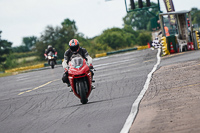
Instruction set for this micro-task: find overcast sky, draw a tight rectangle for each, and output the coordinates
[0,0,200,47]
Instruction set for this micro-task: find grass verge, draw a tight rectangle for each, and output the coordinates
[0,72,14,77]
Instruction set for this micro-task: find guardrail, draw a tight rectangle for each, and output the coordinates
[5,63,44,73]
[95,45,148,58]
[5,60,63,73]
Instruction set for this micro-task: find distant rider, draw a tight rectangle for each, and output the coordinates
[44,45,57,64]
[62,39,95,90]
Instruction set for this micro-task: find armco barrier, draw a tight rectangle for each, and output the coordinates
[107,47,138,55]
[137,45,149,50]
[5,63,44,73]
[5,60,63,73]
[95,53,107,58]
[95,46,149,58]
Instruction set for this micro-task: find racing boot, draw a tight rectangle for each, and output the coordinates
[91,84,95,90]
[92,75,95,83]
[91,76,95,89]
[66,83,73,92]
[69,87,73,92]
[66,82,71,87]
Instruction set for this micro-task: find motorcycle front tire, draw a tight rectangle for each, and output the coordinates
[78,81,88,104]
[50,60,55,69]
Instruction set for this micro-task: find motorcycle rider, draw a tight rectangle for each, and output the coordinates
[44,45,57,64]
[62,39,95,90]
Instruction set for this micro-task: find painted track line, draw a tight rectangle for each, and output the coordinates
[120,48,161,133]
[18,79,59,95]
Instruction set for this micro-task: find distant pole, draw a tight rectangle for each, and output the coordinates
[158,0,161,13]
[124,0,128,13]
[0,30,2,41]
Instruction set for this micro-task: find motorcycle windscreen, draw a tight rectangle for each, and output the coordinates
[71,57,83,68]
[48,51,54,56]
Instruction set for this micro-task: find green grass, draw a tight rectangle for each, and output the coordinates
[0,59,46,77]
[0,72,14,77]
[17,56,38,63]
[17,60,46,68]
[16,56,45,68]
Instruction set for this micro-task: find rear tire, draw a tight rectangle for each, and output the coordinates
[78,81,88,104]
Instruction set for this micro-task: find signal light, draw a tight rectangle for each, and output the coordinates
[130,0,135,10]
[138,0,143,8]
[146,0,151,7]
[187,18,190,27]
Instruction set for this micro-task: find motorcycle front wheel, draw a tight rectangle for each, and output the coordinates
[50,60,55,69]
[77,81,88,104]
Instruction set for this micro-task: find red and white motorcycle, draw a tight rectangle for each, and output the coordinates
[68,56,94,104]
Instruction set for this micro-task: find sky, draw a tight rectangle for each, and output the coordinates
[0,0,200,47]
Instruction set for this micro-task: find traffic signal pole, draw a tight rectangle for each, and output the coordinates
[157,0,161,13]
[124,0,128,13]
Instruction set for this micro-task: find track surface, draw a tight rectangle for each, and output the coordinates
[0,49,158,133]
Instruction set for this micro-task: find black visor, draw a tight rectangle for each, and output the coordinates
[70,45,79,52]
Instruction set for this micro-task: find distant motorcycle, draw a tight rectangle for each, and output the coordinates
[47,51,56,69]
[68,55,93,104]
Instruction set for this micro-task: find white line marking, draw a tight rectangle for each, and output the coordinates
[120,48,161,133]
[18,79,59,95]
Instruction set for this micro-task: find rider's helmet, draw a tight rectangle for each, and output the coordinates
[48,45,53,50]
[69,39,80,53]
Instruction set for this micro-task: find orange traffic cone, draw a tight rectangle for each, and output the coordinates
[170,42,175,53]
[147,42,150,48]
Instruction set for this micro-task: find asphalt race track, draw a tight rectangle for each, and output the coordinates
[0,49,158,133]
